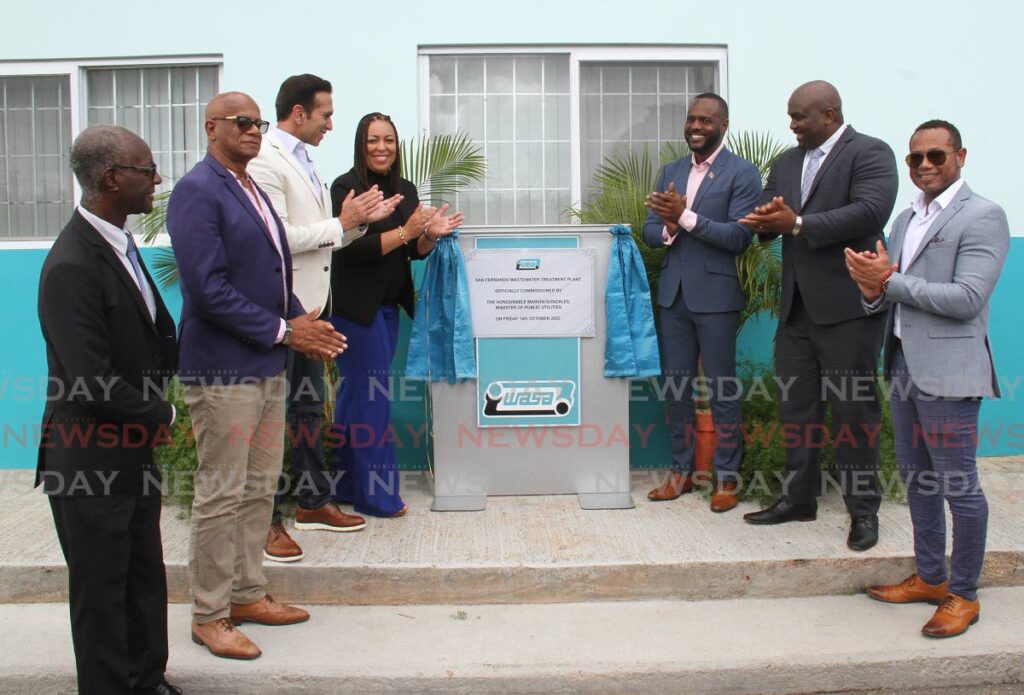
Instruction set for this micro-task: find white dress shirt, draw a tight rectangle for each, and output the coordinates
[891,178,966,339]
[802,122,848,181]
[77,205,157,320]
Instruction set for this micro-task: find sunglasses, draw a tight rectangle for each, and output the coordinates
[905,148,960,168]
[111,163,159,178]
[212,115,270,134]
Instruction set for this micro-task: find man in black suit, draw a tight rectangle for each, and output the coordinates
[739,81,898,550]
[37,125,181,694]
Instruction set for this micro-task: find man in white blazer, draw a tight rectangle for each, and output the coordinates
[845,119,1009,638]
[249,74,400,561]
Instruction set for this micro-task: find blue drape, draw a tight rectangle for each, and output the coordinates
[604,224,661,378]
[406,230,477,382]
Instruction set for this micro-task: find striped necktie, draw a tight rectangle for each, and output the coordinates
[801,148,824,205]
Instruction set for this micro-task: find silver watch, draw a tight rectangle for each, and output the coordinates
[792,215,803,237]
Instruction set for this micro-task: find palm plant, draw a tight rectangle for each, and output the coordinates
[400,132,486,207]
[137,132,486,288]
[570,130,788,327]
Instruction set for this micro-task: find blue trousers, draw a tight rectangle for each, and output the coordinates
[890,347,988,601]
[329,306,405,517]
[272,349,332,522]
[659,295,743,481]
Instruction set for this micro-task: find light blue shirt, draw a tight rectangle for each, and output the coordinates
[273,127,322,199]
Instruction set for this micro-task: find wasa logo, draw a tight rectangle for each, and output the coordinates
[483,380,575,417]
[516,258,541,270]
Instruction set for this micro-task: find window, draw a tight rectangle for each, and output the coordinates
[86,65,218,188]
[0,76,73,238]
[0,57,220,240]
[420,46,726,226]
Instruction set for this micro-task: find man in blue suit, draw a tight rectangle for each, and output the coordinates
[643,93,762,512]
[167,92,347,660]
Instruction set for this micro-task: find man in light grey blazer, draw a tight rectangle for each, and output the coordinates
[845,119,1009,638]
[249,74,400,562]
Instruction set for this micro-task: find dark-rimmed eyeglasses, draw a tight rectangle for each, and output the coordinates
[212,115,270,134]
[905,148,960,168]
[111,163,159,178]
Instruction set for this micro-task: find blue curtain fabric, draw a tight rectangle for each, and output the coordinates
[604,224,661,378]
[406,230,477,382]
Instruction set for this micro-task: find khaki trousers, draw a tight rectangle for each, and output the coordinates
[185,373,286,623]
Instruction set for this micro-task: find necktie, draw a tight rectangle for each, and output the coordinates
[125,232,157,321]
[296,143,323,201]
[801,148,824,205]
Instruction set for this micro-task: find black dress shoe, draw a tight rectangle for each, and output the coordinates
[743,499,817,525]
[847,515,879,551]
[142,680,182,695]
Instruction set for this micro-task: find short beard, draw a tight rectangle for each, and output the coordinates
[687,133,722,156]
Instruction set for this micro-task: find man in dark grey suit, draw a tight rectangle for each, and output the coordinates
[739,81,898,550]
[642,93,761,512]
[847,120,1008,638]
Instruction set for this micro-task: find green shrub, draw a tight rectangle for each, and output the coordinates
[737,360,901,505]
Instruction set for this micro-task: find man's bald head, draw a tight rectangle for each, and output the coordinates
[206,91,259,121]
[204,91,264,170]
[791,80,843,120]
[787,80,844,149]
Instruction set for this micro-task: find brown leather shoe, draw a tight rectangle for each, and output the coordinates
[264,522,303,562]
[710,481,739,513]
[647,472,694,501]
[230,594,310,626]
[867,574,949,604]
[191,618,261,660]
[921,594,980,638]
[295,502,366,532]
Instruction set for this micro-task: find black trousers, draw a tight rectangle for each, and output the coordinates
[49,491,168,695]
[775,293,885,518]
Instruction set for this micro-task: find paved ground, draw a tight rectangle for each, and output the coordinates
[1,589,1022,694]
[1,459,1021,693]
[1,460,1022,604]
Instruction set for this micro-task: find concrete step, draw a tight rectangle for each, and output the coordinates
[2,589,1023,694]
[2,461,1023,605]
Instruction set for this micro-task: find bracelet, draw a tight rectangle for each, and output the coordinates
[878,268,895,294]
[397,225,407,244]
[423,227,436,242]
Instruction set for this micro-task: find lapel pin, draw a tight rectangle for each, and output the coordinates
[708,172,716,180]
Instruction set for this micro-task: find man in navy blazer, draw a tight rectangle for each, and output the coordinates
[642,93,761,512]
[167,92,346,660]
[740,81,898,551]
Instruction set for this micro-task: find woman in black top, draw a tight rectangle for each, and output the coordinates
[328,113,462,517]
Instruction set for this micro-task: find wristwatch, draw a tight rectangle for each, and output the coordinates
[792,216,803,237]
[282,322,293,346]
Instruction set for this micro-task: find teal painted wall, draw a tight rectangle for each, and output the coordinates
[4,0,1023,467]
[6,241,1022,469]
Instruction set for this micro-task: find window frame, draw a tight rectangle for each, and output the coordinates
[417,44,728,223]
[0,54,222,247]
